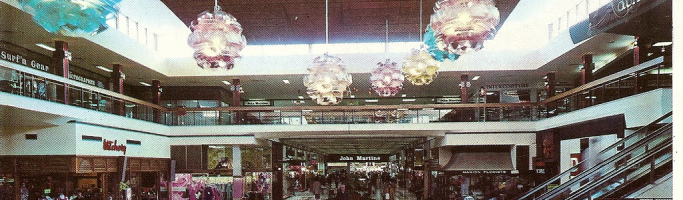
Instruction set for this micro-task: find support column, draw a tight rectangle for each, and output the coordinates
[581,54,594,85]
[232,146,243,199]
[271,142,284,200]
[111,64,125,116]
[232,79,241,124]
[545,73,556,98]
[581,55,594,109]
[459,74,469,103]
[53,41,69,104]
[152,80,162,123]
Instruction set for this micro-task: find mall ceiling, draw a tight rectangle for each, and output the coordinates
[159,0,520,45]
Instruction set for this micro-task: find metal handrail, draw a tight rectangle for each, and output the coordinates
[565,134,672,200]
[541,56,664,104]
[518,111,672,199]
[536,123,671,199]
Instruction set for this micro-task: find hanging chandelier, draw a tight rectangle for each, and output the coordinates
[424,25,460,61]
[187,1,246,70]
[303,54,353,105]
[18,0,121,36]
[402,48,440,85]
[429,0,500,55]
[370,59,404,97]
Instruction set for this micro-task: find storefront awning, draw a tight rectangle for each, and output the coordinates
[441,151,513,174]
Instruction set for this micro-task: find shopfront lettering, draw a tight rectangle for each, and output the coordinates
[340,156,354,161]
[68,71,97,86]
[461,170,509,174]
[1,50,50,72]
[356,156,380,161]
[614,0,641,13]
[103,139,127,154]
[330,154,389,162]
[485,83,529,90]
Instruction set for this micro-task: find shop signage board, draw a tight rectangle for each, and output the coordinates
[103,139,127,154]
[436,98,460,104]
[455,170,511,174]
[327,154,390,162]
[0,46,52,73]
[570,0,661,43]
[243,100,272,106]
[485,83,530,90]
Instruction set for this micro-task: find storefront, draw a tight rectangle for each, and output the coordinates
[0,156,169,200]
[436,145,526,200]
[170,145,273,199]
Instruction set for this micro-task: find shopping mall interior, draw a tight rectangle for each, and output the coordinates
[0,0,677,199]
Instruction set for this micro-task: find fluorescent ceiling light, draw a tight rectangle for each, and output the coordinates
[652,42,672,47]
[139,82,151,86]
[298,96,305,99]
[401,94,406,97]
[402,99,416,102]
[365,99,378,103]
[96,65,113,72]
[36,43,56,51]
[222,81,232,85]
[397,108,408,111]
[302,109,313,112]
[283,80,290,84]
[350,95,355,98]
[472,76,480,81]
[249,98,265,100]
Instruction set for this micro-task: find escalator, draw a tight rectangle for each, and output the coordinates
[519,112,673,200]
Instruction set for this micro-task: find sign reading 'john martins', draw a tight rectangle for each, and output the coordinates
[327,154,390,162]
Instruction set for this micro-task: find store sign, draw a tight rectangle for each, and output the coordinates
[68,71,97,86]
[103,139,127,154]
[459,170,510,174]
[436,98,460,104]
[485,83,529,90]
[243,100,272,106]
[328,154,390,162]
[0,48,51,72]
[612,0,643,17]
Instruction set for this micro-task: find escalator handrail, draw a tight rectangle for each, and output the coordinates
[518,111,672,200]
[534,123,672,199]
[565,137,673,200]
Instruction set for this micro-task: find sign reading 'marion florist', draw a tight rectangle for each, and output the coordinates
[103,139,127,154]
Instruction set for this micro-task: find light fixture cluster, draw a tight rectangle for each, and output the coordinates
[303,54,353,105]
[370,59,405,97]
[401,49,440,85]
[429,0,500,55]
[19,0,121,36]
[187,5,246,70]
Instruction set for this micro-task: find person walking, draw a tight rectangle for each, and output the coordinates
[311,176,322,200]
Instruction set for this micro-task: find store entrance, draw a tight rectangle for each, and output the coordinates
[277,137,428,200]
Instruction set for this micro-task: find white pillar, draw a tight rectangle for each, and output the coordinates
[233,145,243,199]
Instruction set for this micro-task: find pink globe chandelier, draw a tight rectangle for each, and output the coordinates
[429,0,500,55]
[303,54,353,105]
[370,59,404,97]
[187,0,246,70]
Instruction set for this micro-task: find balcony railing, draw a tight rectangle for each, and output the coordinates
[0,55,670,126]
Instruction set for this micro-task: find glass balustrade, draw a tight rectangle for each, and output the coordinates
[0,55,671,126]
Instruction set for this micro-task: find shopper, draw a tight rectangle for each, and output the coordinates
[311,176,322,200]
[336,184,350,200]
